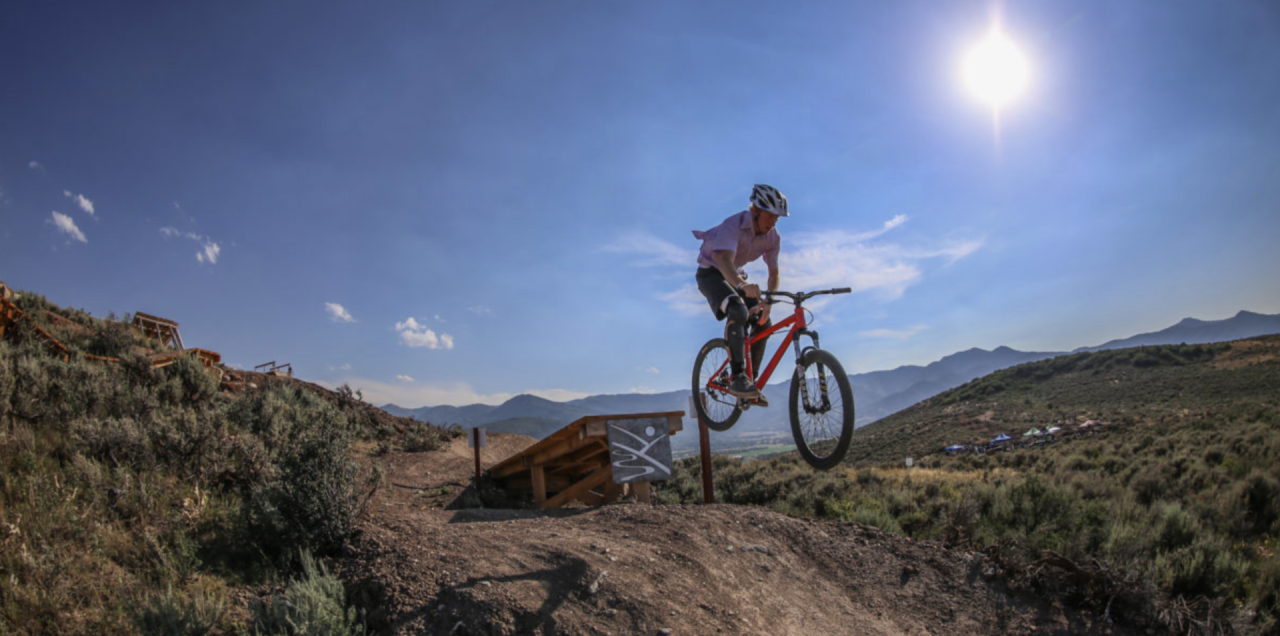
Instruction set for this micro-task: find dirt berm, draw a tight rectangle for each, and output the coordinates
[335,433,1130,635]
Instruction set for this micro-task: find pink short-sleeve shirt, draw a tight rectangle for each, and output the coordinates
[693,210,780,271]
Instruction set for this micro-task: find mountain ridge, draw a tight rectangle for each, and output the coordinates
[381,309,1280,450]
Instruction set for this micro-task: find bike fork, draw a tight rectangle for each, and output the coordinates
[794,331,834,413]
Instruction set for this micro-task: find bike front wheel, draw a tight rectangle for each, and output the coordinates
[789,348,854,470]
[692,338,742,432]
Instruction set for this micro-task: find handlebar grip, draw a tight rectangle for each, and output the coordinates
[832,288,852,294]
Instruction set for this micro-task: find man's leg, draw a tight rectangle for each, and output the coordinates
[696,267,759,398]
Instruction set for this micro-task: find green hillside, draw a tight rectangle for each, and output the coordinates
[658,337,1280,634]
[850,338,1280,464]
[0,289,454,635]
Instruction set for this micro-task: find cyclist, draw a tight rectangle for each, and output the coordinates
[692,184,788,401]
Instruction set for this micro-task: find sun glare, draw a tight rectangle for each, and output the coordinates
[963,30,1029,108]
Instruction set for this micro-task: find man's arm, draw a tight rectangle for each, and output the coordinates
[711,250,746,288]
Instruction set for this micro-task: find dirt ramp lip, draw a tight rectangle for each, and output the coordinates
[341,500,1133,636]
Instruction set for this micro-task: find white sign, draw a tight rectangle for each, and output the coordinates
[905,457,914,468]
[469,427,487,449]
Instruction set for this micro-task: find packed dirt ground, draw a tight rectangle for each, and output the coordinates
[332,432,1135,635]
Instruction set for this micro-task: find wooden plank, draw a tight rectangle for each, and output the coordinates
[603,478,622,503]
[531,465,546,505]
[584,413,685,438]
[578,491,606,506]
[495,475,572,493]
[541,464,611,509]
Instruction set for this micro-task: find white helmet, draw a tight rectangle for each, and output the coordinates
[750,184,789,217]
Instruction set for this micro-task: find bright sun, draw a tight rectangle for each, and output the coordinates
[963,29,1029,108]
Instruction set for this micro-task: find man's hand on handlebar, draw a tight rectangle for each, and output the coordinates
[737,282,761,299]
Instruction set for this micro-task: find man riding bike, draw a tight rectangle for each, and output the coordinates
[693,184,788,402]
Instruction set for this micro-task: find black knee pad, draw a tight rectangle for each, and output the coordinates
[724,296,748,325]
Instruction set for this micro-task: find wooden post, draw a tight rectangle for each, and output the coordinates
[698,396,715,504]
[531,465,547,506]
[633,481,652,505]
[472,428,483,484]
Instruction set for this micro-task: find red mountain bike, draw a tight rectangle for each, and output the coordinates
[691,288,855,470]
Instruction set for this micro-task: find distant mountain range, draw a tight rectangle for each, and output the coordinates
[381,310,1280,454]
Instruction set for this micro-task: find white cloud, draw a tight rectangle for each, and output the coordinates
[325,302,355,323]
[660,284,710,317]
[467,305,493,316]
[860,324,931,340]
[328,363,353,371]
[396,317,455,350]
[197,242,221,264]
[602,230,698,268]
[395,374,416,383]
[161,226,224,266]
[617,216,983,314]
[50,211,87,243]
[636,366,661,375]
[63,191,95,216]
[28,161,43,171]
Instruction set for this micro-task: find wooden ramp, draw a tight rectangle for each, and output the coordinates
[489,411,684,509]
[0,294,70,358]
[1,295,221,372]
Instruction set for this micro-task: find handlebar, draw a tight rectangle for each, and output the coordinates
[762,288,852,303]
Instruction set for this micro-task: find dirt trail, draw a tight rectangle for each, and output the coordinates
[337,433,1129,635]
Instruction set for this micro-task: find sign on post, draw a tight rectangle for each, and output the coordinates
[607,418,673,484]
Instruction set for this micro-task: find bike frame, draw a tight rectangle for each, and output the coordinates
[705,298,820,394]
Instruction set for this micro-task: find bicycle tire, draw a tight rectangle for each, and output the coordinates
[692,338,742,432]
[788,348,854,470]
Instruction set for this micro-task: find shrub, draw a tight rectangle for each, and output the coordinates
[0,343,12,423]
[250,551,366,636]
[133,585,226,636]
[825,499,903,535]
[402,420,443,453]
[237,387,361,557]
[1233,470,1280,537]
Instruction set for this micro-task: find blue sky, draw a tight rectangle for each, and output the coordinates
[3,1,1278,407]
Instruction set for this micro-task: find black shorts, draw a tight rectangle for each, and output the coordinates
[696,267,762,321]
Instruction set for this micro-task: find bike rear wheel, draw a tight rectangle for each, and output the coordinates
[692,338,742,432]
[788,348,854,470]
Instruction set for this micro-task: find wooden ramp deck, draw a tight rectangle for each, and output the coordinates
[488,411,684,509]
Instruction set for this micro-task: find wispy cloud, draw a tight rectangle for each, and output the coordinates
[602,230,698,268]
[197,242,220,264]
[325,302,355,323]
[395,317,455,350]
[468,305,493,316]
[860,324,931,340]
[780,228,982,300]
[636,366,661,375]
[50,211,87,243]
[395,374,415,383]
[161,226,223,265]
[28,161,44,171]
[612,217,983,314]
[63,191,95,216]
[328,363,353,372]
